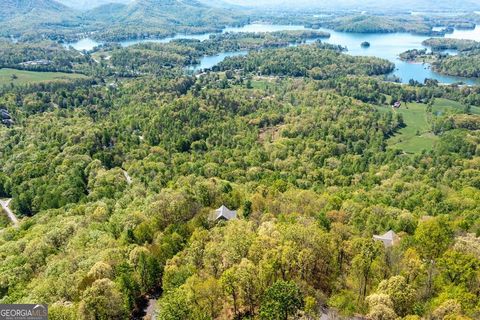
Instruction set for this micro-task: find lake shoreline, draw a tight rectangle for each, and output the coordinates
[65,24,480,86]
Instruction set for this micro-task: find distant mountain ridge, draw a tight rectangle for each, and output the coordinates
[57,0,133,10]
[0,0,70,20]
[218,0,480,11]
[85,0,241,28]
[2,0,479,41]
[0,0,241,38]
[0,0,80,34]
[57,0,240,10]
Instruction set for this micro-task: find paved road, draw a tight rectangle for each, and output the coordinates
[122,170,133,185]
[144,298,158,320]
[0,199,19,227]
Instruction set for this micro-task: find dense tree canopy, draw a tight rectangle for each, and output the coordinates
[218,45,394,79]
[0,41,479,320]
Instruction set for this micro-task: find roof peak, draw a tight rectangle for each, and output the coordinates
[213,205,237,221]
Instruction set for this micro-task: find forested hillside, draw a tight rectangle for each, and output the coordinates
[0,42,479,320]
[0,0,79,38]
[57,0,133,10]
[98,0,244,33]
[2,0,480,44]
[401,39,480,79]
[0,0,248,42]
[0,40,91,72]
[0,0,71,20]
[217,46,394,78]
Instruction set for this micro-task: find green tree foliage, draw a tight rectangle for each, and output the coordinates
[376,276,415,316]
[0,40,91,73]
[415,218,454,261]
[422,38,480,52]
[259,280,303,320]
[438,250,479,290]
[325,14,430,33]
[366,294,397,320]
[351,238,382,299]
[157,287,192,320]
[433,53,480,78]
[0,47,479,320]
[218,46,394,79]
[78,279,126,320]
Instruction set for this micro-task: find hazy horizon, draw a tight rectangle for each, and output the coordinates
[57,0,480,11]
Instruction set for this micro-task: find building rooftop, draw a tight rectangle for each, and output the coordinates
[211,205,237,221]
[373,230,399,247]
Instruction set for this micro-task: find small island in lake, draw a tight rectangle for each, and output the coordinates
[361,41,370,48]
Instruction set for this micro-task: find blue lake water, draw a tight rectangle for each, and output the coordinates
[447,27,480,41]
[120,24,313,47]
[66,24,480,85]
[315,28,480,85]
[188,51,249,73]
[67,38,101,51]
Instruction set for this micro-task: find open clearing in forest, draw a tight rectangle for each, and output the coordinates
[379,98,478,154]
[0,68,88,86]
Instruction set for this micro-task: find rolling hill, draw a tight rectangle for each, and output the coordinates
[117,0,240,27]
[0,0,71,20]
[82,0,245,35]
[57,0,240,10]
[57,0,132,10]
[83,2,128,21]
[0,0,79,35]
[1,0,245,40]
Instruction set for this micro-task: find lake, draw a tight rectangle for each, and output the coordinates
[187,51,249,73]
[66,24,312,50]
[110,25,314,47]
[315,27,480,85]
[67,38,101,51]
[66,24,480,85]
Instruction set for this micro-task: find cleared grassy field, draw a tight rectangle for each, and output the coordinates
[379,98,475,154]
[433,98,480,115]
[250,80,269,90]
[387,102,438,153]
[0,68,88,86]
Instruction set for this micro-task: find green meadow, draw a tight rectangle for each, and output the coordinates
[379,98,477,154]
[0,68,88,86]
